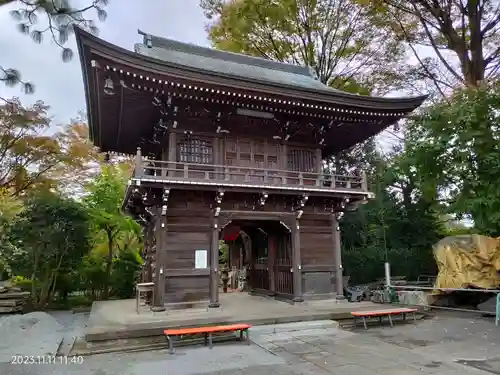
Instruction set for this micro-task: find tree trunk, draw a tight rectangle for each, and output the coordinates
[102,229,114,300]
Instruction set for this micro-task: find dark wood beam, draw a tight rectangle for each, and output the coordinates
[331,213,344,299]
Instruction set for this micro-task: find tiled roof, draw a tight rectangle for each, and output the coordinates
[135,31,347,95]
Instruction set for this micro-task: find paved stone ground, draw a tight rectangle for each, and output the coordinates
[1,312,500,374]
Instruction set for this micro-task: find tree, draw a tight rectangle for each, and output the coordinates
[0,98,97,197]
[110,249,143,298]
[8,191,91,309]
[200,0,407,94]
[361,0,500,95]
[84,164,139,300]
[0,188,23,277]
[341,144,443,283]
[1,0,108,93]
[405,83,500,236]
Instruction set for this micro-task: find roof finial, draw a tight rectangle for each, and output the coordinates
[145,34,152,48]
[308,66,319,81]
[137,29,152,48]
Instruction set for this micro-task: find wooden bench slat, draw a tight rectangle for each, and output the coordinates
[351,308,417,317]
[164,323,252,336]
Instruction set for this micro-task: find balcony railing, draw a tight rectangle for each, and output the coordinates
[133,157,368,192]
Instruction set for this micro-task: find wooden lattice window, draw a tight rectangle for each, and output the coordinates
[287,149,316,172]
[177,138,213,164]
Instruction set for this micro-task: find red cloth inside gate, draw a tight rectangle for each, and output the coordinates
[223,225,240,242]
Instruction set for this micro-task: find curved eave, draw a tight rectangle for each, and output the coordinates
[74,27,427,113]
[75,28,98,144]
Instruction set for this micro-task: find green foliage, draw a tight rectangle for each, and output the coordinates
[10,275,32,291]
[8,191,91,309]
[79,252,107,299]
[406,83,500,235]
[0,188,23,278]
[85,165,141,299]
[201,0,406,93]
[110,249,143,299]
[341,146,443,284]
[219,240,229,266]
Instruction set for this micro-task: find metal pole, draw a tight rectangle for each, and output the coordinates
[496,293,500,326]
[384,261,391,287]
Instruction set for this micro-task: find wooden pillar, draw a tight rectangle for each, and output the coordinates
[140,225,148,282]
[209,217,220,308]
[316,148,322,173]
[291,219,303,302]
[146,222,154,283]
[331,213,345,299]
[135,147,143,178]
[151,205,166,311]
[167,130,176,176]
[268,236,276,296]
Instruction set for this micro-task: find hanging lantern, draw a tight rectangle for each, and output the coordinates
[223,225,240,242]
[104,77,115,96]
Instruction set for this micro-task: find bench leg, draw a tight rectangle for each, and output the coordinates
[362,317,367,330]
[204,333,208,347]
[246,329,251,345]
[403,313,406,321]
[353,316,356,328]
[166,335,174,355]
[208,333,213,349]
[388,314,393,327]
[413,312,416,323]
[379,316,382,325]
[239,329,244,341]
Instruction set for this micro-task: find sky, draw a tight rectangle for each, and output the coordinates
[0,0,210,124]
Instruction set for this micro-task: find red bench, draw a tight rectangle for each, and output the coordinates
[164,323,252,354]
[351,308,417,329]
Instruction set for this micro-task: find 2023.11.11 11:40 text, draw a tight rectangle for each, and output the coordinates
[11,355,84,365]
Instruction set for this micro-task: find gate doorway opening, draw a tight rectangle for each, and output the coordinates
[220,219,294,299]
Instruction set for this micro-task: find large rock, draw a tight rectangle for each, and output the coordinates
[0,312,64,362]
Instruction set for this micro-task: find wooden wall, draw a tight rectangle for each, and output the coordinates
[299,214,337,298]
[163,190,212,304]
[164,129,322,174]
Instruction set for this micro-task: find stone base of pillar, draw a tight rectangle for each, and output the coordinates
[208,302,220,308]
[292,296,304,303]
[151,305,166,312]
[335,294,346,300]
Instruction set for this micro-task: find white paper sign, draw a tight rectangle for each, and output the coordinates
[195,249,208,269]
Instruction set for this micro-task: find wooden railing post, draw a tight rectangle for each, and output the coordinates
[135,147,143,178]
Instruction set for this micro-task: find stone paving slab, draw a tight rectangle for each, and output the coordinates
[3,312,499,375]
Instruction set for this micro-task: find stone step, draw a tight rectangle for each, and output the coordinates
[250,320,339,335]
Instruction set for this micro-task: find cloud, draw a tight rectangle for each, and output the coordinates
[0,0,208,124]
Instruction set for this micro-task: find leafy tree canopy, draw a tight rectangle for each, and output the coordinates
[359,0,500,95]
[200,0,407,94]
[8,191,91,308]
[0,98,99,197]
[84,164,140,299]
[405,83,500,235]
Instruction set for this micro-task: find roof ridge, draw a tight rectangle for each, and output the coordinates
[137,30,314,77]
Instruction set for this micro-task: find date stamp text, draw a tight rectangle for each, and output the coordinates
[11,355,84,365]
